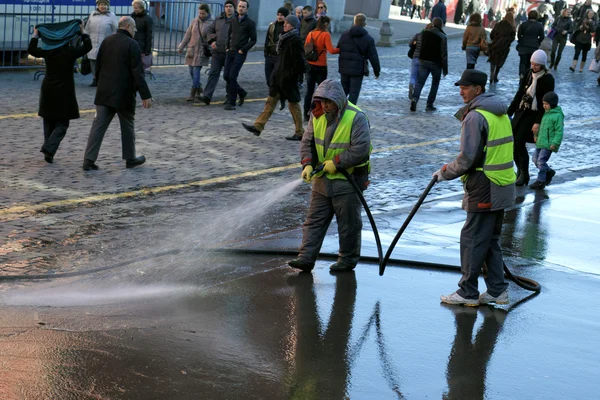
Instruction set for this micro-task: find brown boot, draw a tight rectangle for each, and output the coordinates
[186,87,196,101]
[288,102,304,137]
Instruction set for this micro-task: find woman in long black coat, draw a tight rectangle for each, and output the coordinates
[507,50,555,186]
[487,12,516,83]
[28,23,92,163]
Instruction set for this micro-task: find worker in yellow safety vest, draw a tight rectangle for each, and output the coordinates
[288,79,371,273]
[433,69,516,307]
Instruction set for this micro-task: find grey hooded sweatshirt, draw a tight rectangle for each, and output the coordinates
[300,79,371,197]
[441,92,515,212]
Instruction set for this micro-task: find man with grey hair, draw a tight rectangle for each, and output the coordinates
[336,13,380,104]
[82,16,152,171]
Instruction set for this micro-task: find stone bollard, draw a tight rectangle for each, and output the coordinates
[377,21,394,47]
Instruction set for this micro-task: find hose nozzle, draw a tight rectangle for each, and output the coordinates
[310,164,324,177]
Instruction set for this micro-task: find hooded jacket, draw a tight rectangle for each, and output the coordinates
[536,106,564,151]
[300,80,371,197]
[441,93,515,212]
[337,25,381,77]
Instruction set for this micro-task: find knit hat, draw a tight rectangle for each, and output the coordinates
[542,91,559,108]
[96,0,109,5]
[277,6,290,17]
[530,49,547,66]
[285,15,300,29]
[224,0,235,7]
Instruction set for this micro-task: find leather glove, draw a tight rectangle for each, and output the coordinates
[323,160,337,174]
[301,165,314,183]
[433,168,446,183]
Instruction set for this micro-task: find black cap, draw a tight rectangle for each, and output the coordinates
[277,6,290,17]
[542,91,559,108]
[454,69,488,87]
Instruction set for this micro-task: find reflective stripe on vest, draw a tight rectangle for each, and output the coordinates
[313,102,368,180]
[472,109,516,186]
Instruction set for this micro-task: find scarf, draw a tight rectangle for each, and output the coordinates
[276,28,298,54]
[36,19,82,50]
[522,69,546,111]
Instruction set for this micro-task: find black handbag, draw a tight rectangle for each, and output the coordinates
[80,55,91,75]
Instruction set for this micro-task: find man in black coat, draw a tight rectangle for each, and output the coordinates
[336,13,381,105]
[553,0,567,18]
[516,10,544,78]
[300,5,317,42]
[28,21,92,163]
[82,16,152,171]
[264,7,288,87]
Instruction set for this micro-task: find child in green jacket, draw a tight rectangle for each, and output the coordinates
[530,91,564,190]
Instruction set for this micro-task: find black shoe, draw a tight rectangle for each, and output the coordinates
[42,150,53,164]
[545,169,556,185]
[408,84,414,100]
[200,96,210,105]
[529,180,546,190]
[329,262,356,272]
[426,104,437,111]
[279,99,286,111]
[82,159,99,171]
[89,79,97,87]
[288,258,315,272]
[237,91,247,106]
[410,100,417,112]
[242,123,261,136]
[569,66,575,72]
[285,134,302,141]
[224,103,236,110]
[126,155,146,168]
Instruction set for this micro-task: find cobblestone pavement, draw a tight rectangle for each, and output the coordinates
[1,35,600,277]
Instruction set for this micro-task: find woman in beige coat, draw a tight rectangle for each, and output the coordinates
[462,12,487,69]
[177,3,214,101]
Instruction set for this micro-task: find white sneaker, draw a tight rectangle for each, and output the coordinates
[440,291,479,307]
[479,290,509,305]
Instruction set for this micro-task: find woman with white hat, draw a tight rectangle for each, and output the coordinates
[84,0,118,87]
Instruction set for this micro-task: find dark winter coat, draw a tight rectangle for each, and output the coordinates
[431,2,447,25]
[419,26,448,74]
[227,14,257,54]
[337,25,381,77]
[207,12,234,53]
[516,18,544,55]
[300,14,317,41]
[454,0,464,24]
[132,10,153,55]
[264,20,284,57]
[553,0,567,16]
[270,32,305,103]
[95,29,152,112]
[487,19,515,67]
[551,15,573,38]
[507,69,555,143]
[27,34,92,120]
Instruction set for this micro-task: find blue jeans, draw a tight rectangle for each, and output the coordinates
[465,46,480,66]
[532,148,553,182]
[188,66,202,88]
[340,74,364,105]
[410,57,420,86]
[412,60,442,106]
[204,51,226,101]
[223,50,247,106]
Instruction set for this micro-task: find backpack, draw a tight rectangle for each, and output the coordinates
[304,31,323,62]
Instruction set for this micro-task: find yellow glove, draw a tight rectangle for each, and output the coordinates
[301,165,314,183]
[323,159,337,174]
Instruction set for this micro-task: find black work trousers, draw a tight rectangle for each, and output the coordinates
[304,64,328,118]
[42,118,70,155]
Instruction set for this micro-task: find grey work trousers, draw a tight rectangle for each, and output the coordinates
[298,190,362,267]
[84,105,136,162]
[42,118,69,155]
[457,210,509,299]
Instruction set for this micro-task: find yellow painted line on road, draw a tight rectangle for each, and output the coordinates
[0,136,460,219]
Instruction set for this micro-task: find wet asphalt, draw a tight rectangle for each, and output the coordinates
[2,18,600,399]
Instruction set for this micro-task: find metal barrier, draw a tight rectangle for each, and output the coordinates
[0,0,224,69]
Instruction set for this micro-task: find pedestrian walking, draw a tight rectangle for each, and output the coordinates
[199,0,235,106]
[337,13,381,105]
[27,21,92,163]
[462,13,486,70]
[84,0,118,87]
[431,0,447,25]
[303,16,339,121]
[529,91,563,190]
[177,4,214,102]
[300,6,317,42]
[436,69,515,306]
[316,1,328,18]
[454,0,465,24]
[423,0,433,20]
[507,50,555,186]
[82,16,152,171]
[241,15,305,140]
[264,7,288,88]
[295,6,304,21]
[553,0,567,19]
[410,17,448,112]
[549,8,572,70]
[223,0,256,110]
[487,12,516,83]
[131,0,153,74]
[408,23,432,100]
[288,79,371,273]
[569,10,596,72]
[515,10,544,78]
[411,0,423,19]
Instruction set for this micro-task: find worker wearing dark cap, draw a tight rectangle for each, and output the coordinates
[433,69,516,307]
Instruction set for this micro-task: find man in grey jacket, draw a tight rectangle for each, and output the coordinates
[433,70,515,306]
[288,80,371,273]
[199,0,235,105]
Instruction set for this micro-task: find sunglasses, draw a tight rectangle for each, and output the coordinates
[317,5,325,8]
